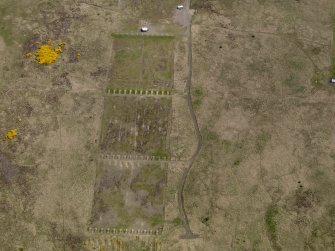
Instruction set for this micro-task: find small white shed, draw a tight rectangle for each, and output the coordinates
[177,5,184,10]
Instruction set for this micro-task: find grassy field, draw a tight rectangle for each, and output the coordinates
[100,96,137,153]
[134,97,171,157]
[3,0,335,250]
[110,35,175,90]
[100,96,172,157]
[0,0,43,46]
[90,162,167,230]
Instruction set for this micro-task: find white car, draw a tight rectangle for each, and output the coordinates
[140,27,149,32]
[330,78,335,84]
[177,5,184,10]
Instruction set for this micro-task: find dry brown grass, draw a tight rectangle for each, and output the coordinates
[1,0,334,250]
[164,0,335,250]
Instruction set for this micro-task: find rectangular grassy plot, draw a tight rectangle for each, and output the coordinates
[135,97,171,157]
[100,96,137,153]
[110,35,174,90]
[100,96,171,157]
[90,162,167,230]
[111,37,142,84]
[142,39,174,89]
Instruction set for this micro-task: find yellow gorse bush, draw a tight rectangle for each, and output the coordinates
[5,129,17,140]
[25,39,65,65]
[35,44,60,64]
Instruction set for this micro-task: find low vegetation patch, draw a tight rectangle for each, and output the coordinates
[255,131,271,154]
[202,128,219,142]
[111,34,174,90]
[171,217,182,226]
[192,87,204,110]
[100,96,171,156]
[265,205,281,250]
[90,163,167,230]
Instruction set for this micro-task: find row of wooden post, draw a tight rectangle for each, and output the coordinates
[101,154,184,161]
[107,89,171,95]
[87,227,162,235]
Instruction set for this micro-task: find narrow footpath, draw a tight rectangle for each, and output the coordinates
[177,0,202,239]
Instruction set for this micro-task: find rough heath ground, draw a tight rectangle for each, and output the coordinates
[0,0,334,251]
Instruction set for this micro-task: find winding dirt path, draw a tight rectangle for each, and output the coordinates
[177,0,202,239]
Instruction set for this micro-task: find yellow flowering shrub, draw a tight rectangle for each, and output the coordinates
[5,129,17,140]
[55,47,62,53]
[25,40,66,65]
[35,45,60,64]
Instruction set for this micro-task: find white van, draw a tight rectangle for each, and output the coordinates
[140,27,149,32]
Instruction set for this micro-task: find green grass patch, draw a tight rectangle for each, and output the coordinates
[288,59,304,71]
[131,182,156,192]
[255,131,271,154]
[252,239,261,251]
[283,74,306,93]
[328,205,335,218]
[223,139,232,153]
[282,15,296,25]
[233,159,241,166]
[152,147,170,159]
[192,0,233,10]
[202,128,219,142]
[137,164,166,181]
[92,163,167,229]
[111,34,174,90]
[311,47,321,55]
[135,97,171,155]
[100,96,137,153]
[111,38,142,83]
[171,217,182,226]
[114,48,141,63]
[150,213,164,226]
[0,1,31,45]
[257,0,266,4]
[192,87,204,97]
[192,99,202,109]
[142,38,174,86]
[192,87,204,109]
[0,25,14,45]
[265,205,281,250]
